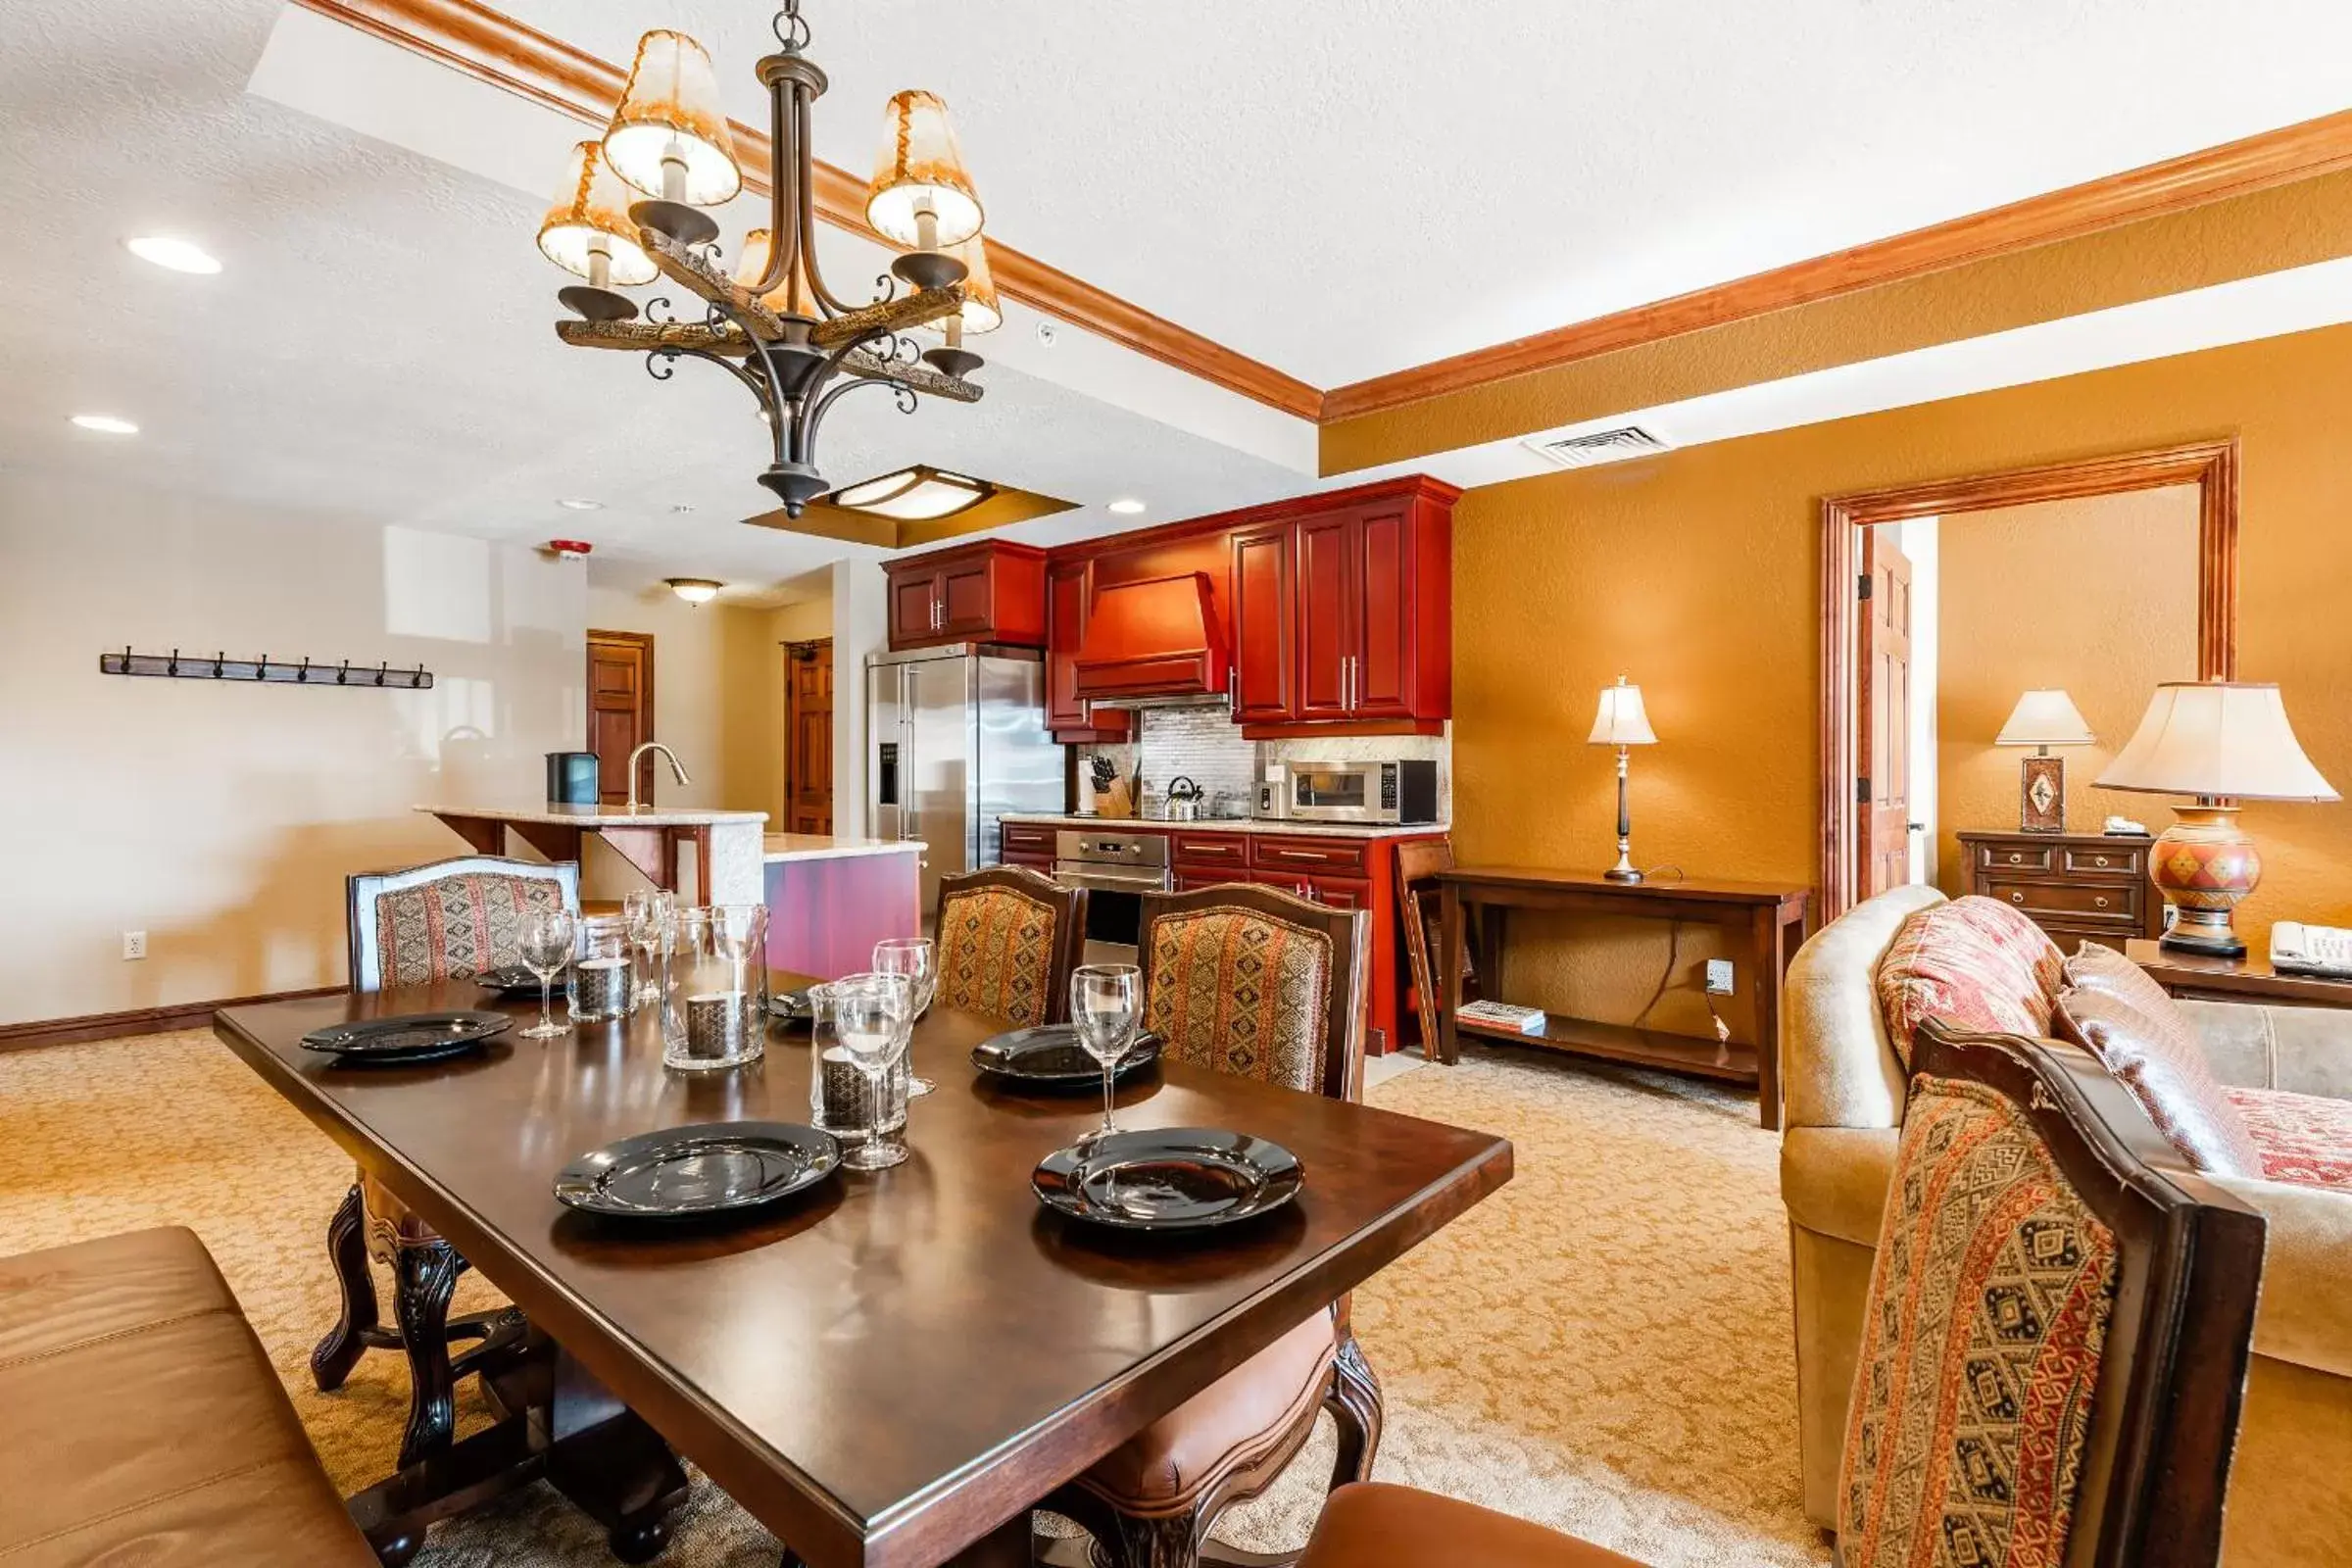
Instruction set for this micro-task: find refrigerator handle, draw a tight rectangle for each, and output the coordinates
[899,663,916,843]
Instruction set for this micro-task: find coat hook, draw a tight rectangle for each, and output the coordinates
[298,657,310,683]
[167,648,180,676]
[336,660,350,686]
[255,654,268,679]
[214,651,226,678]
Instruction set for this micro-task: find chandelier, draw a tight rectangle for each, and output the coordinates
[534,2,996,515]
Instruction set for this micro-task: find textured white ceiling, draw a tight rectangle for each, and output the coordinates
[500,0,2352,386]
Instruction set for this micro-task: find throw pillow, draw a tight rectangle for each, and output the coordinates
[2223,1086,2352,1191]
[2051,989,2265,1178]
[2062,940,2190,1021]
[1875,895,2066,1066]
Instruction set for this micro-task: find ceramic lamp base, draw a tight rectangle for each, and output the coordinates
[2151,803,2259,959]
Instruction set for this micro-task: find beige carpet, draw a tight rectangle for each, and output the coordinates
[0,1030,1827,1567]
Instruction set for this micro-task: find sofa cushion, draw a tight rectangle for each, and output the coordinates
[1873,895,2064,1067]
[2051,986,2265,1181]
[2225,1087,2352,1192]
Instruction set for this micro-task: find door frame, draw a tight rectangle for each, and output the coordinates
[587,628,658,805]
[1817,438,2239,924]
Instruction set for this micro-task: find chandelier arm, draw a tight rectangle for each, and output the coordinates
[799,371,916,459]
[794,89,862,318]
[745,74,799,299]
[664,346,773,410]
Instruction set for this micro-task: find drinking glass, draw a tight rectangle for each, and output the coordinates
[832,973,912,1171]
[517,907,575,1039]
[1070,963,1141,1142]
[808,981,908,1135]
[622,889,675,1005]
[566,914,635,1023]
[871,937,937,1097]
[660,906,767,1071]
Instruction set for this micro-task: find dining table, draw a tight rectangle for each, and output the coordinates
[212,978,1514,1568]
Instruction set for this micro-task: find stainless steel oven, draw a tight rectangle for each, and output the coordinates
[1051,830,1171,951]
[1259,760,1440,824]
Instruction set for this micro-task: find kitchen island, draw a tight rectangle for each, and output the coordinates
[418,804,767,904]
[763,835,925,978]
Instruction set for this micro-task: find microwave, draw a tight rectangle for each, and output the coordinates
[1257,760,1441,825]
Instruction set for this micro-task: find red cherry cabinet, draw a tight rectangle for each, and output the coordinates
[1292,496,1443,724]
[1228,522,1298,723]
[884,539,1048,650]
[1044,558,1130,741]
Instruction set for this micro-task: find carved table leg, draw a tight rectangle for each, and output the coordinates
[393,1239,466,1469]
[313,1183,378,1392]
[1325,1335,1383,1489]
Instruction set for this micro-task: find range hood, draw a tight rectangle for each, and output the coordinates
[1072,571,1230,707]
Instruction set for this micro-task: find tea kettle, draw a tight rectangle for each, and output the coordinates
[1165,775,1202,822]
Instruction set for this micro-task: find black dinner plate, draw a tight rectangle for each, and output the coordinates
[301,1010,511,1065]
[973,1026,1161,1088]
[473,965,555,996]
[554,1121,840,1221]
[766,987,814,1024]
[1032,1127,1302,1232]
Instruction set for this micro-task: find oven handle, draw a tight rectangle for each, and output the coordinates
[1052,868,1174,894]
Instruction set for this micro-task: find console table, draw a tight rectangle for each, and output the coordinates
[2125,937,2352,1007]
[1437,866,1811,1130]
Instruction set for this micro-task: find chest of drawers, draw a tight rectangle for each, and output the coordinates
[1956,830,2162,953]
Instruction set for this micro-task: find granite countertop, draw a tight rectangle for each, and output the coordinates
[763,834,925,862]
[999,812,1448,841]
[418,804,768,827]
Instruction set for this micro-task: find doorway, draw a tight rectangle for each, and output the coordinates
[587,629,656,807]
[784,638,834,833]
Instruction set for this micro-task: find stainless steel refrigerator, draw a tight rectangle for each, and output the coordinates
[866,644,1063,918]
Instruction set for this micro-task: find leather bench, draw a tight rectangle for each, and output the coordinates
[0,1227,375,1566]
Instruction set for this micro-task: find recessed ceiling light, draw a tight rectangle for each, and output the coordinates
[124,236,221,274]
[70,414,139,435]
[826,465,997,521]
[557,498,604,511]
[665,577,723,606]
[1107,498,1146,515]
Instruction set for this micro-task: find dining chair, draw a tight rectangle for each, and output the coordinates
[933,864,1087,1026]
[1048,882,1373,1568]
[1289,1020,2266,1568]
[1393,836,1472,1058]
[319,854,577,1468]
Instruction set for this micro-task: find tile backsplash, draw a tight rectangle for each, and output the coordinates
[1075,708,1450,821]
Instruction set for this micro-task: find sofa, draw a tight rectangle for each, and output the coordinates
[1781,885,2352,1568]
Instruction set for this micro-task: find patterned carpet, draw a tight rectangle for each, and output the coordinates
[0,1030,1828,1567]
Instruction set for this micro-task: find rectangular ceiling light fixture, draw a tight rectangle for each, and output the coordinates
[826,465,997,520]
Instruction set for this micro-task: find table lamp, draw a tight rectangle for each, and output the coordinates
[1995,688,2095,833]
[1589,675,1658,883]
[2094,681,2338,957]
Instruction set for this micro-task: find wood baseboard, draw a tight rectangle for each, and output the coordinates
[0,987,348,1054]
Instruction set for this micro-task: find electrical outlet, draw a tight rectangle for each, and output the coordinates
[122,930,148,960]
[1704,957,1735,996]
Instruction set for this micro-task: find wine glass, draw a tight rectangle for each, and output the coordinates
[832,973,912,1171]
[872,937,937,1097]
[622,889,674,1005]
[517,907,575,1039]
[1070,963,1140,1144]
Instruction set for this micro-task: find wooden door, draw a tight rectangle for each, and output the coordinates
[1229,522,1298,723]
[888,567,941,646]
[1295,511,1358,719]
[938,557,994,637]
[586,629,655,806]
[1351,503,1413,717]
[784,639,834,834]
[1858,529,1917,896]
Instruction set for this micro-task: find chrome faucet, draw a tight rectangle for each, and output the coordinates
[625,742,691,810]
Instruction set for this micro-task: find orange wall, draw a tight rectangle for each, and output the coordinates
[1933,487,2200,892]
[1450,323,2352,1043]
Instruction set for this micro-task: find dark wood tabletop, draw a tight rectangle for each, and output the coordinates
[2125,937,2352,1006]
[1437,864,1811,906]
[214,982,1511,1568]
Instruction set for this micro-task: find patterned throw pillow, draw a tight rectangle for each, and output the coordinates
[1875,896,2066,1067]
[1838,1074,2119,1568]
[374,873,564,989]
[937,886,1057,1026]
[2051,991,2265,1178]
[2223,1087,2352,1190]
[1145,906,1333,1093]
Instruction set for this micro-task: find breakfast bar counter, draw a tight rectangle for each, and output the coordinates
[418,804,768,904]
[763,834,924,978]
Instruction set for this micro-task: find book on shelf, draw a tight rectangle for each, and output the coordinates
[1455,1000,1546,1036]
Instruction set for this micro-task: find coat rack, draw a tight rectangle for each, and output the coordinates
[99,648,434,690]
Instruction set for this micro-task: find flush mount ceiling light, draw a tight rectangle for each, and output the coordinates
[537,2,995,517]
[124,236,221,274]
[826,465,995,520]
[557,497,605,511]
[665,577,723,605]
[1107,498,1146,515]
[70,414,139,434]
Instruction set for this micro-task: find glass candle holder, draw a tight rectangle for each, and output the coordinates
[566,913,635,1023]
[661,905,768,1071]
[807,980,907,1134]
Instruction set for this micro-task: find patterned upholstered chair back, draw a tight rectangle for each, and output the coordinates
[1838,1022,2264,1568]
[1138,884,1368,1102]
[933,865,1086,1027]
[346,857,580,993]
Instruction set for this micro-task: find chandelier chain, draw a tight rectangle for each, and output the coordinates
[772,3,809,53]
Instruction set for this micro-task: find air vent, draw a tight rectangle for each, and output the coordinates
[1523,424,1672,468]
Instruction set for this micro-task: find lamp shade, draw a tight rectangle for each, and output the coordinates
[1995,688,2095,747]
[866,90,983,248]
[2094,681,2338,801]
[603,30,742,206]
[536,141,658,285]
[733,227,821,318]
[938,237,1001,335]
[1588,677,1657,746]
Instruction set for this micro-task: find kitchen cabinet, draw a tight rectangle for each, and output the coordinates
[1294,499,1439,724]
[1227,523,1297,723]
[1044,560,1129,741]
[885,540,1047,650]
[1000,821,1056,870]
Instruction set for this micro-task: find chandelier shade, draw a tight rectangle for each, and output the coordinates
[604,29,743,206]
[733,227,822,319]
[939,237,1002,336]
[867,90,983,247]
[536,141,658,285]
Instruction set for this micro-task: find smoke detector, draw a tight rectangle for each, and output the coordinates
[1523,424,1672,469]
[546,538,594,559]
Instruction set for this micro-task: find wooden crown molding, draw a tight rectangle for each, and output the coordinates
[1321,111,2352,423]
[297,0,1324,421]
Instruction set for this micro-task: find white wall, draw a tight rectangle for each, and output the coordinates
[0,468,583,1024]
[829,559,889,839]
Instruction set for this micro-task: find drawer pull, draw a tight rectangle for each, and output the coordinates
[2011,892,2025,905]
[2094,856,2110,867]
[2008,853,2023,864]
[2094,896,2110,909]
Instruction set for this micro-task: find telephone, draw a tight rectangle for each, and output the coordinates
[2271,922,2352,981]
